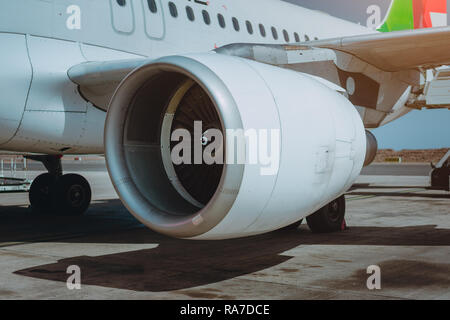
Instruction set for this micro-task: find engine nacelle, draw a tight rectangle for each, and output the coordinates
[105,53,366,240]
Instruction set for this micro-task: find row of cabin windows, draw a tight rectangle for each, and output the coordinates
[166,2,318,42]
[116,0,318,43]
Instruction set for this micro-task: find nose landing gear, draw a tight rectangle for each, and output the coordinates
[26,155,91,216]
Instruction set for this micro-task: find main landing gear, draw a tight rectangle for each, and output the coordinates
[27,155,91,216]
[306,195,347,233]
[282,194,347,233]
[430,150,450,191]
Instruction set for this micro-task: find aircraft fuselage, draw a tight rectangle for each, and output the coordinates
[0,0,373,154]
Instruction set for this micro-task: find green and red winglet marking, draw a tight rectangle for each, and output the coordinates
[378,0,447,32]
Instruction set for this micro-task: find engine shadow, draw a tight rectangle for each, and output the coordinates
[13,224,450,292]
[15,229,298,292]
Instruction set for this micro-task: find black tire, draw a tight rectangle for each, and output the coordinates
[53,174,91,216]
[29,173,56,214]
[431,167,450,191]
[307,195,346,233]
[281,219,303,230]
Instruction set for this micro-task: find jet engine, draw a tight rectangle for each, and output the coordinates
[104,53,366,240]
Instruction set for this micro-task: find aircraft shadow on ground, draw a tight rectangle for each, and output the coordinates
[0,199,448,292]
[0,199,141,244]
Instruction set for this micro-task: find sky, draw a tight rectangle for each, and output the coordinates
[285,0,450,150]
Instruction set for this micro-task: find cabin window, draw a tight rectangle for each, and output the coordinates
[271,27,278,40]
[202,10,211,25]
[168,2,178,18]
[294,32,300,42]
[305,34,310,41]
[246,21,253,35]
[232,17,240,31]
[147,0,157,13]
[259,24,266,37]
[186,6,195,21]
[314,37,319,40]
[283,30,289,42]
[117,0,126,6]
[218,14,226,28]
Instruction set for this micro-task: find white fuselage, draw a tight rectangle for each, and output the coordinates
[0,0,374,155]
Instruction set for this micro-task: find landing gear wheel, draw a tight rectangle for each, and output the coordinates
[307,195,346,233]
[53,174,91,216]
[29,173,56,214]
[431,167,450,191]
[282,219,304,230]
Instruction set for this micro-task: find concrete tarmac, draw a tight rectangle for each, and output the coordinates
[0,164,448,300]
[360,163,432,176]
[6,158,433,176]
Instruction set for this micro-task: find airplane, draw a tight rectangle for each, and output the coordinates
[0,0,449,240]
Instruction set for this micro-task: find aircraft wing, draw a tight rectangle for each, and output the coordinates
[215,26,450,123]
[216,26,450,72]
[305,26,450,72]
[69,27,450,113]
[69,26,450,83]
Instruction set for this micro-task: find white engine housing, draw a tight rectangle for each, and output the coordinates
[105,53,366,240]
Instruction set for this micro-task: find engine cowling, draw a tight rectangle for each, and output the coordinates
[105,53,366,240]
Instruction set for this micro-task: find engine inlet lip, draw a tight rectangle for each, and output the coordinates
[105,55,245,238]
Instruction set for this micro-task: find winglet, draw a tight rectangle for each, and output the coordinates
[378,0,447,32]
